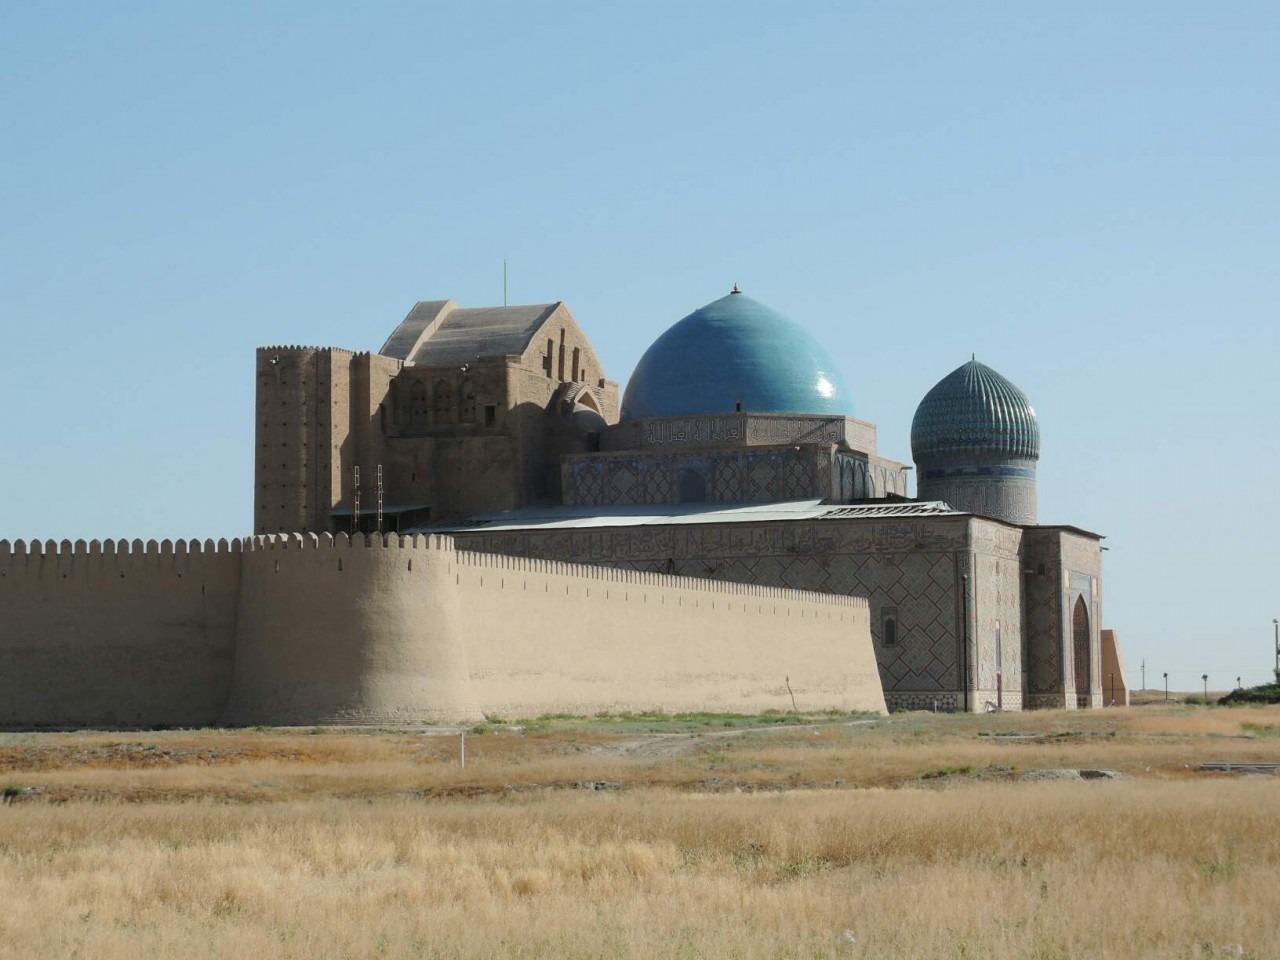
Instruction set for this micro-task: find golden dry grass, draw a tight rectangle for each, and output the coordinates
[2,706,1280,958]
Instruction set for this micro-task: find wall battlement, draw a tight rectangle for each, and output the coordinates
[2,532,863,608]
[0,534,459,562]
[256,344,359,356]
[2,537,244,559]
[245,532,457,552]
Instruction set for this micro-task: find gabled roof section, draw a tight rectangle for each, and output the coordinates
[379,300,457,361]
[407,302,562,364]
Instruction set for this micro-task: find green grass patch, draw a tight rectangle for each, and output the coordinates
[1240,721,1280,738]
[920,765,974,780]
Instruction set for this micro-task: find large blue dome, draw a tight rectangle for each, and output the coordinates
[911,359,1040,461]
[620,290,853,420]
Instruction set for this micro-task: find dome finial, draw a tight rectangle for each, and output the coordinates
[971,352,976,362]
[730,283,741,294]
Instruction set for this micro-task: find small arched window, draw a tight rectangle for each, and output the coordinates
[881,606,900,646]
[459,379,477,423]
[432,379,452,425]
[409,381,429,425]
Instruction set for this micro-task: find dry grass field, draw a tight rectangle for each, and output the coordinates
[2,705,1280,959]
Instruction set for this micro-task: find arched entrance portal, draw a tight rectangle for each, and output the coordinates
[1072,595,1092,708]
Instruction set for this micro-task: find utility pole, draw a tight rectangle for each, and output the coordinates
[1163,672,1168,702]
[1141,659,1146,693]
[1273,619,1279,684]
[1202,674,1209,700]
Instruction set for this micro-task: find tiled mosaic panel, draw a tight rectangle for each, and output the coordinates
[565,449,830,506]
[886,692,960,712]
[1022,534,1063,697]
[973,550,1025,701]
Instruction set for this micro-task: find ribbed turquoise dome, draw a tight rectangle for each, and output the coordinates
[620,291,853,421]
[911,360,1039,461]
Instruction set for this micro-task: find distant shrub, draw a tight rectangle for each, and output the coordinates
[1218,683,1280,706]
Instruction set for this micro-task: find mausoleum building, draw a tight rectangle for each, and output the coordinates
[254,286,1110,713]
[0,283,1113,728]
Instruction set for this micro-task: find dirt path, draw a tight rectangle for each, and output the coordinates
[588,718,882,760]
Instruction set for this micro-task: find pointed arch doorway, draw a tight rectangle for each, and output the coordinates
[1072,595,1092,708]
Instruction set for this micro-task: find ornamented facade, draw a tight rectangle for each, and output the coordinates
[256,287,1111,713]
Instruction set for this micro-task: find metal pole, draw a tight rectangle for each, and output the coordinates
[1141,659,1146,693]
[1202,674,1209,700]
[1163,672,1168,702]
[1273,619,1279,684]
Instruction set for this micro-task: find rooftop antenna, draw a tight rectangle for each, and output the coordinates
[503,259,508,306]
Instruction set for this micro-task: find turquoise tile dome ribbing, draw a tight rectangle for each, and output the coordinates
[620,290,853,421]
[911,360,1040,461]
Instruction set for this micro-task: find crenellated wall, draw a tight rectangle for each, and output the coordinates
[0,533,883,728]
[0,538,241,728]
[453,548,880,718]
[222,533,478,726]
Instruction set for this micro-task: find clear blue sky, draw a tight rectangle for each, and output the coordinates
[2,2,1277,688]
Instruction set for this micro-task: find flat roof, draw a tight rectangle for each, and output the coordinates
[420,499,964,534]
[417,499,1104,540]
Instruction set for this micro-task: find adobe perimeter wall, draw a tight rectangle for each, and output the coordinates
[454,551,882,719]
[1100,629,1129,706]
[222,533,480,726]
[1,533,884,728]
[0,539,241,728]
[453,518,979,712]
